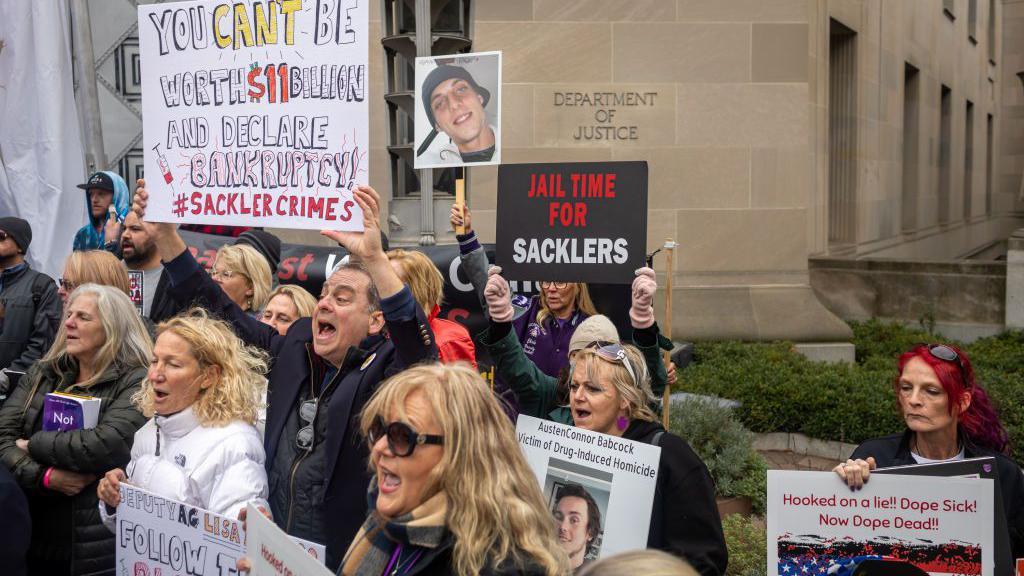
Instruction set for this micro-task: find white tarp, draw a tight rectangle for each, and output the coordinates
[0,0,87,279]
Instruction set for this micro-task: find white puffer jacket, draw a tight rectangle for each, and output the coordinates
[100,407,270,531]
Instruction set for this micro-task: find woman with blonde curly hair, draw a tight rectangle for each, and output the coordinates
[96,310,270,527]
[260,284,318,336]
[340,363,569,576]
[209,243,273,314]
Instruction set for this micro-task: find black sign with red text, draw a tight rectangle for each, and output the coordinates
[496,161,647,284]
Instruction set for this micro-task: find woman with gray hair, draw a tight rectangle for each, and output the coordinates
[0,284,151,576]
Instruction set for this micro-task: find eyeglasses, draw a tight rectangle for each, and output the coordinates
[58,278,77,292]
[209,269,241,280]
[366,416,443,457]
[540,281,569,290]
[586,341,638,387]
[925,344,969,386]
[295,399,317,452]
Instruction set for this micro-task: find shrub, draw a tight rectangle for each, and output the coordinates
[722,514,766,576]
[669,397,767,515]
[684,320,1024,462]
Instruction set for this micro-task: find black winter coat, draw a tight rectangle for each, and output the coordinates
[0,264,61,374]
[624,420,728,576]
[0,357,147,576]
[852,431,1024,561]
[162,249,438,570]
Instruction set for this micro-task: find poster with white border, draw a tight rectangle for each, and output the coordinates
[116,483,245,576]
[515,414,660,568]
[246,502,333,576]
[138,0,369,230]
[414,51,501,169]
[768,470,994,576]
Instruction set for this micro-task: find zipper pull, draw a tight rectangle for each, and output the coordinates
[154,416,162,457]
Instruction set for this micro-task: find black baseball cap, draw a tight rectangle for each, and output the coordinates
[76,172,115,193]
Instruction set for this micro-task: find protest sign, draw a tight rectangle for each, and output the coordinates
[875,458,1013,576]
[138,0,368,229]
[414,51,501,169]
[246,502,333,576]
[496,161,648,284]
[768,470,995,576]
[515,414,660,563]
[116,483,244,576]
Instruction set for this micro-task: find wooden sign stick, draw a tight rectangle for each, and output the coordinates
[661,239,677,430]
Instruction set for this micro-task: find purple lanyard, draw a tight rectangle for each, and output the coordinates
[382,544,423,576]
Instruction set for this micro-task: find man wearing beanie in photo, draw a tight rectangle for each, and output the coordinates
[418,64,497,163]
[0,217,61,395]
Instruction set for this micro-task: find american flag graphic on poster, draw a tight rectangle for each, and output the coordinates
[768,471,995,576]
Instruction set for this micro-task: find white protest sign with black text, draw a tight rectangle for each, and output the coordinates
[116,483,244,576]
[496,161,648,284]
[768,470,994,576]
[246,502,333,576]
[138,0,368,229]
[516,414,660,561]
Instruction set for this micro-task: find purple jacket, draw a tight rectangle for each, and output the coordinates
[512,296,588,378]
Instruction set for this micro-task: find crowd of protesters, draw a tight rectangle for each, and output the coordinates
[0,173,1021,576]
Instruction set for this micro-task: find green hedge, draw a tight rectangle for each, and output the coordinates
[683,321,1024,462]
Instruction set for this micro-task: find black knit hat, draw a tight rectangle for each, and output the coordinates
[416,65,490,157]
[0,217,32,253]
[234,230,281,273]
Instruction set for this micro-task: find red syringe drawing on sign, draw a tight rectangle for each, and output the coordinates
[152,144,176,193]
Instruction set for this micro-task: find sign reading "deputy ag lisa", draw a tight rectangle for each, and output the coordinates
[496,161,647,284]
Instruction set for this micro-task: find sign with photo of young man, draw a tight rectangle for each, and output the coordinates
[414,51,501,169]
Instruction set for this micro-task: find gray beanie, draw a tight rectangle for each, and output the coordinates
[568,315,619,354]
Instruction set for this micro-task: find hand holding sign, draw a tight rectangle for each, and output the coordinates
[320,185,382,263]
[450,203,472,234]
[133,179,189,263]
[97,468,126,509]
[834,457,877,491]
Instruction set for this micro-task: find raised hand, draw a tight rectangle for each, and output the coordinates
[483,266,513,323]
[103,206,122,244]
[321,185,384,263]
[630,267,657,329]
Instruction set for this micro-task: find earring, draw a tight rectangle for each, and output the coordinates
[616,416,629,431]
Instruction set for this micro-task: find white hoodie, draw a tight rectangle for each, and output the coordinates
[100,407,270,531]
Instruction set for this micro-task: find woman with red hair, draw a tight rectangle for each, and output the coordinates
[835,344,1024,558]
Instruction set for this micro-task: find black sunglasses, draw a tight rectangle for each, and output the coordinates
[295,399,317,452]
[924,344,969,387]
[367,416,443,457]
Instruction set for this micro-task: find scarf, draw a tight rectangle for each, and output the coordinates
[340,482,449,576]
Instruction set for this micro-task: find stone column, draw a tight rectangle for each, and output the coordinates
[1007,228,1024,329]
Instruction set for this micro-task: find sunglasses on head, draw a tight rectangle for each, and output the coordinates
[585,341,637,386]
[921,343,969,387]
[367,416,443,457]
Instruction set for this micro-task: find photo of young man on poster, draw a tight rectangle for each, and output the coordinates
[415,51,501,168]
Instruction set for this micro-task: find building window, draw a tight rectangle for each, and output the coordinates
[902,63,920,232]
[828,19,858,247]
[939,85,952,224]
[988,0,996,63]
[986,113,994,216]
[963,100,975,220]
[968,0,978,43]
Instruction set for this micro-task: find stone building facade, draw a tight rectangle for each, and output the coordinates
[82,0,1024,341]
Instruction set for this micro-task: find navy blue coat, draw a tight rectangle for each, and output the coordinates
[163,250,437,567]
